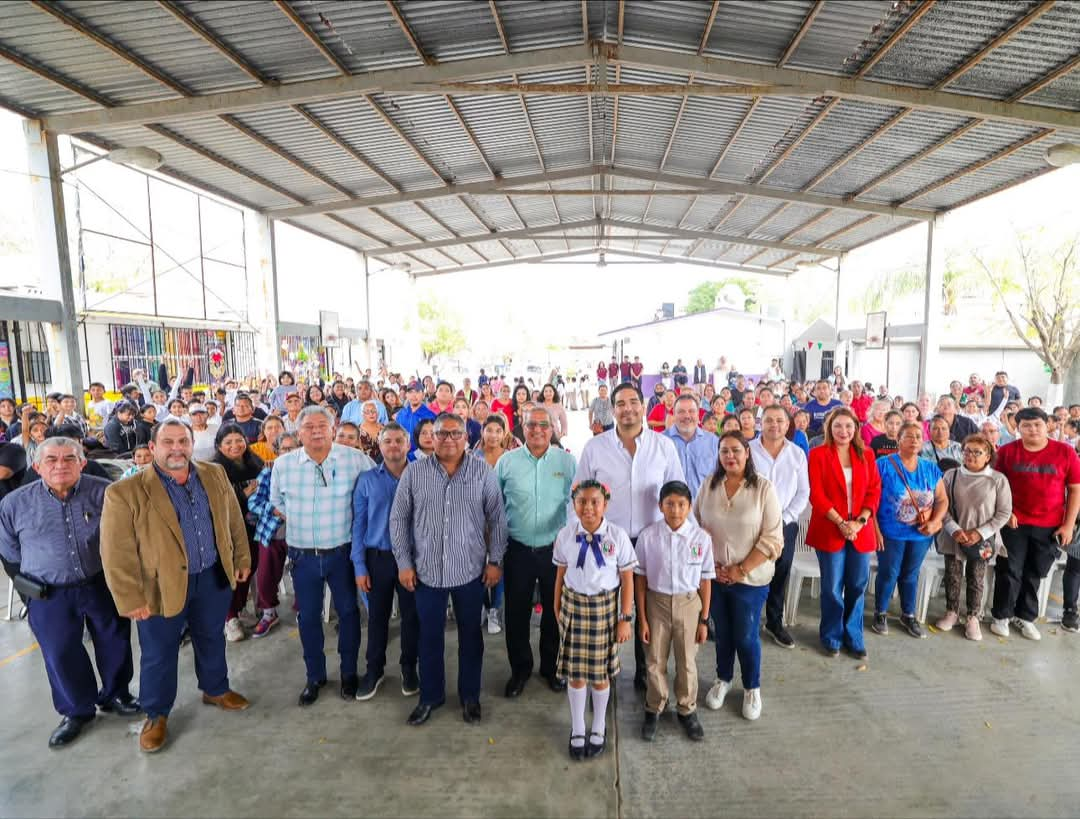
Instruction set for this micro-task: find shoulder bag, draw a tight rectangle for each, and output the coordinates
[945,472,994,562]
[888,455,931,526]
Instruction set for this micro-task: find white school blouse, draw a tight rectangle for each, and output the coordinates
[553,519,637,595]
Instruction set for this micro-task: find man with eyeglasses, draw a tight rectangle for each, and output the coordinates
[390,413,507,726]
[572,382,685,691]
[0,438,139,749]
[496,407,576,699]
[270,406,375,706]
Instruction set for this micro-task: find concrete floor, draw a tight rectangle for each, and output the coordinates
[3,587,1079,818]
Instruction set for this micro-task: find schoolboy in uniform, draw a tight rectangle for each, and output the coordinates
[635,481,714,742]
[553,480,636,761]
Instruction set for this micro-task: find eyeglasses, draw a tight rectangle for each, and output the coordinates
[434,430,465,440]
[524,421,550,429]
[962,448,989,457]
[718,448,745,457]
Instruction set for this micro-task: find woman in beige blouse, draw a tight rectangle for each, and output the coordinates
[693,431,782,722]
[541,383,569,441]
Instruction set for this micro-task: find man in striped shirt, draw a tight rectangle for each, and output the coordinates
[269,406,375,706]
[390,413,508,726]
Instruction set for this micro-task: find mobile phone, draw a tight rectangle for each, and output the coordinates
[1053,533,1064,547]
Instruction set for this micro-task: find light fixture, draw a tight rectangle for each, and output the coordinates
[62,146,165,175]
[1045,143,1080,167]
[596,251,607,268]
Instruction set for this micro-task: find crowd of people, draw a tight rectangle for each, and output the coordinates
[0,359,1078,758]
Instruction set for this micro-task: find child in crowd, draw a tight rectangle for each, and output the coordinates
[635,481,714,742]
[121,445,153,479]
[553,480,635,761]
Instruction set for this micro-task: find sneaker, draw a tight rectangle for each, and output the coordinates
[486,608,502,635]
[401,667,420,696]
[899,615,925,639]
[704,679,731,711]
[765,622,795,649]
[871,613,888,635]
[964,615,983,641]
[1062,610,1080,633]
[742,688,762,721]
[224,617,245,643]
[354,672,385,702]
[1012,617,1041,641]
[935,611,959,632]
[252,611,279,639]
[989,617,1010,638]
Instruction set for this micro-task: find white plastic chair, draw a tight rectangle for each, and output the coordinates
[1037,554,1069,622]
[782,510,815,627]
[3,576,14,621]
[915,552,946,624]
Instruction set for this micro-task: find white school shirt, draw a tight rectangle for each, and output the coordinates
[749,437,810,524]
[634,517,715,595]
[553,519,637,595]
[572,428,685,538]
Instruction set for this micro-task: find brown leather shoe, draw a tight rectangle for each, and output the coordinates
[139,717,167,753]
[201,690,251,711]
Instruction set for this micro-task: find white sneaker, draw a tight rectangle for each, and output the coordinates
[704,679,731,711]
[989,618,1010,638]
[1012,617,1041,641]
[486,608,502,634]
[224,617,245,642]
[742,688,762,721]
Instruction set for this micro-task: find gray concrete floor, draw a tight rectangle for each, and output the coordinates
[3,586,1079,818]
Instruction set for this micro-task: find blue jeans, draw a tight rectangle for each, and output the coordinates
[137,565,232,719]
[289,546,361,683]
[875,537,932,617]
[710,582,768,689]
[816,545,870,652]
[415,577,485,706]
[485,577,504,610]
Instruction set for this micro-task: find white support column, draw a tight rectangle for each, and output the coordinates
[23,121,85,400]
[244,211,280,377]
[918,217,945,396]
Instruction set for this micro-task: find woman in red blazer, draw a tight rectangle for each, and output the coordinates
[806,407,882,659]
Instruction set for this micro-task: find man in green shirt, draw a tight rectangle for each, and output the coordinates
[496,406,576,698]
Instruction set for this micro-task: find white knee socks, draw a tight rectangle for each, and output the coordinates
[568,685,587,746]
[590,686,610,738]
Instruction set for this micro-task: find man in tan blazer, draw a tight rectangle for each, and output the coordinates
[102,418,252,753]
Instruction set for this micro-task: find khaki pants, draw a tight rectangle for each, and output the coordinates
[644,590,702,716]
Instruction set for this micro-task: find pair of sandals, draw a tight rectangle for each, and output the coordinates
[568,732,606,760]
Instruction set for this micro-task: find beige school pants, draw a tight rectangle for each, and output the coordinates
[644,590,702,716]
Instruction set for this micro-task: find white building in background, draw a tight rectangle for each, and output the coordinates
[598,308,788,378]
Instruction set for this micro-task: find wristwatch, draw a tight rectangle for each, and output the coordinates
[617,613,633,623]
[698,617,710,625]
[487,560,502,569]
[856,515,869,525]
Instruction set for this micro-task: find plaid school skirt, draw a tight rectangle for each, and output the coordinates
[556,586,620,685]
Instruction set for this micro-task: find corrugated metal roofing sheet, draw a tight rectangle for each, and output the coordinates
[0,0,1076,275]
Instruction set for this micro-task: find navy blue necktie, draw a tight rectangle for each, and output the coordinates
[576,532,606,569]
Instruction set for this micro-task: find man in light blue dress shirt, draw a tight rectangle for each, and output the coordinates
[664,395,718,497]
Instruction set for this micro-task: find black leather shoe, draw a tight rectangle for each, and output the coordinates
[298,679,326,707]
[400,667,420,696]
[568,734,586,761]
[49,715,94,748]
[407,700,443,726]
[99,694,142,716]
[585,732,606,758]
[678,711,705,741]
[845,645,868,661]
[633,672,647,692]
[462,701,482,723]
[340,674,359,700]
[541,674,567,693]
[504,676,528,698]
[641,711,659,742]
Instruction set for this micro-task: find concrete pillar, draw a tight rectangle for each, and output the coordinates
[24,121,85,399]
[917,217,945,396]
[244,211,280,376]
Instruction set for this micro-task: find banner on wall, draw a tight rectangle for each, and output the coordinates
[0,341,13,400]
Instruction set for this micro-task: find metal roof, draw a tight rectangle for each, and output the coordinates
[1,0,1079,277]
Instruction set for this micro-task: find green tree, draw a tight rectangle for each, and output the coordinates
[685,277,759,314]
[417,296,466,365]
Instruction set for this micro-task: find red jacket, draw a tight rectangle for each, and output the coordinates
[806,444,882,553]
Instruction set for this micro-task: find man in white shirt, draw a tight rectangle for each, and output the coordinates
[749,405,810,648]
[573,382,684,690]
[86,382,114,430]
[188,404,217,462]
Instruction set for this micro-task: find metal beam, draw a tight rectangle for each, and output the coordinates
[41,43,595,133]
[610,44,1080,131]
[602,248,794,277]
[273,0,349,73]
[413,248,598,278]
[778,0,824,67]
[386,0,434,65]
[699,0,720,53]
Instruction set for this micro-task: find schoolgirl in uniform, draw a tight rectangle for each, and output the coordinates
[553,480,636,760]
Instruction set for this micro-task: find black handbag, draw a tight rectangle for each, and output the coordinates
[13,574,49,600]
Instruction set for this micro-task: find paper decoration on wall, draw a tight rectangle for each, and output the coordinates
[208,346,226,380]
[807,341,814,349]
[817,342,823,349]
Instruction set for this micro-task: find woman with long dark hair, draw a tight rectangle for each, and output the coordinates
[305,384,327,407]
[212,423,264,643]
[694,431,782,722]
[540,383,569,440]
[510,384,531,431]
